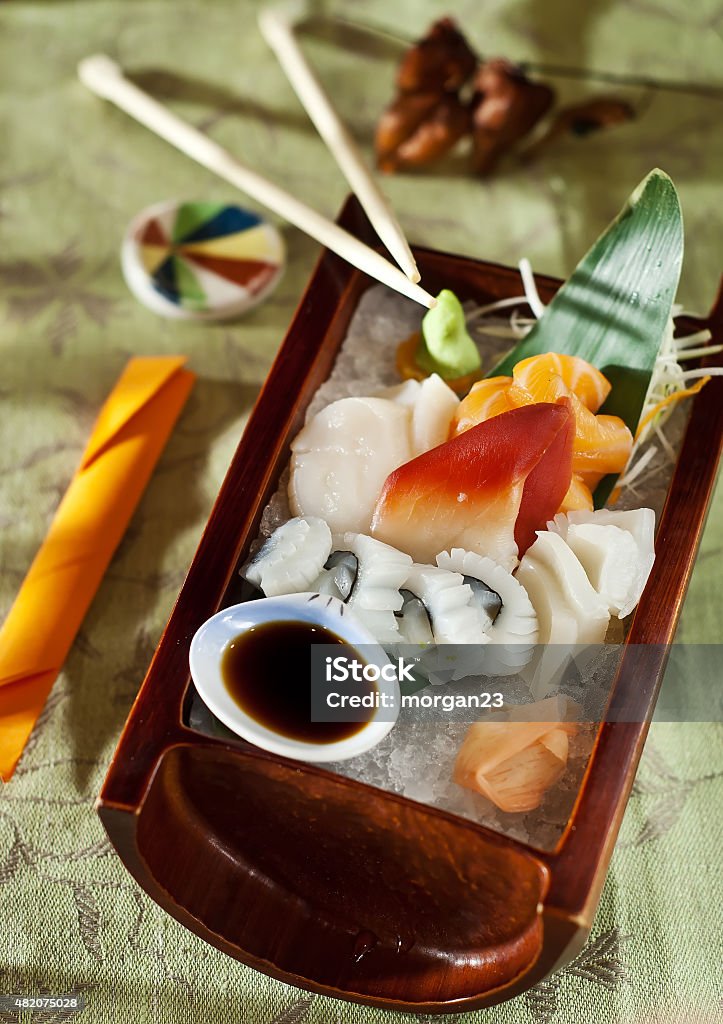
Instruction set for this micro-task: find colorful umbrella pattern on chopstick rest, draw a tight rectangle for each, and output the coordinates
[122,200,285,320]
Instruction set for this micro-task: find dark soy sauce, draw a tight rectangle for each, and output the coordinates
[221,620,374,744]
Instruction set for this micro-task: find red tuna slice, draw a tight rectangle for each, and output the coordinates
[371,400,574,570]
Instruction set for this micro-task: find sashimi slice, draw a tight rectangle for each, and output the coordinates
[512,352,611,412]
[522,531,609,642]
[242,516,332,597]
[289,396,413,534]
[549,508,655,617]
[562,523,638,617]
[451,377,515,436]
[515,555,580,696]
[402,563,483,644]
[411,374,460,454]
[378,374,459,455]
[508,368,632,478]
[559,473,594,513]
[371,401,574,571]
[437,548,538,677]
[340,532,412,643]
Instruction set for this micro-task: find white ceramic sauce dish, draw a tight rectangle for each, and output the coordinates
[189,593,399,762]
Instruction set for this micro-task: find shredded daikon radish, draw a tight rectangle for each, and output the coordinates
[519,258,546,319]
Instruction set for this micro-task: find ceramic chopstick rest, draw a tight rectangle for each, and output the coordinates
[122,200,285,320]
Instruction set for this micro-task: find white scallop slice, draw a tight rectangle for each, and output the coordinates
[242,516,332,597]
[377,379,421,407]
[409,374,459,455]
[379,373,458,456]
[289,397,413,535]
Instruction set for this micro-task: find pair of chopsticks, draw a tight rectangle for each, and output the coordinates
[78,11,435,309]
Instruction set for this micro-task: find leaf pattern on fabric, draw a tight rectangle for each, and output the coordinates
[626,740,723,846]
[566,928,631,988]
[525,974,562,1024]
[269,997,315,1024]
[526,928,631,1021]
[0,241,117,355]
[71,885,104,963]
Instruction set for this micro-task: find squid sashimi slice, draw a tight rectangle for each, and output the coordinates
[339,533,412,643]
[549,508,655,618]
[564,524,638,617]
[514,555,580,696]
[453,695,578,812]
[380,373,459,456]
[242,516,332,597]
[402,563,483,644]
[521,531,610,643]
[289,396,413,535]
[371,401,575,571]
[437,548,538,676]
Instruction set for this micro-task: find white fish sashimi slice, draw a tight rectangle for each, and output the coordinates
[402,563,485,645]
[289,397,413,534]
[549,507,656,618]
[242,516,332,597]
[524,531,609,644]
[378,373,459,456]
[341,533,412,643]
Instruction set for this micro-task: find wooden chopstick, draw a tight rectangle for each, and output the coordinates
[258,7,421,284]
[77,56,436,310]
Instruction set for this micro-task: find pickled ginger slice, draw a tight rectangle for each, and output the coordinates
[242,516,332,597]
[453,695,578,812]
[549,507,655,617]
[289,396,413,534]
[371,401,575,571]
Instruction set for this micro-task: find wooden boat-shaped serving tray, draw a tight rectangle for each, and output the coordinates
[98,197,723,1014]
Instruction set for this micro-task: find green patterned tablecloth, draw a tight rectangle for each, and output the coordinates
[1,1,721,1022]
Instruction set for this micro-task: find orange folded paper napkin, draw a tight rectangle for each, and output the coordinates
[0,356,195,781]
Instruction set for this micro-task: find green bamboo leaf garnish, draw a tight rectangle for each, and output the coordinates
[418,289,482,379]
[488,169,684,504]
